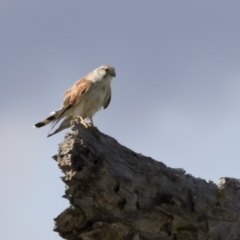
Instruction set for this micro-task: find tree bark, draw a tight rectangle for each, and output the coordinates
[53,119,240,240]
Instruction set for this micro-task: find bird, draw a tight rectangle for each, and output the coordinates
[33,65,116,137]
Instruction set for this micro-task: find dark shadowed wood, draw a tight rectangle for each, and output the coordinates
[53,118,240,240]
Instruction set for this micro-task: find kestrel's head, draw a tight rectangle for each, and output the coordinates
[95,65,116,78]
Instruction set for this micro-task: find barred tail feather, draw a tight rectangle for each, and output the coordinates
[33,106,70,137]
[33,114,57,128]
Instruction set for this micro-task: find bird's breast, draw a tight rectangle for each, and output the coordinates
[72,80,111,118]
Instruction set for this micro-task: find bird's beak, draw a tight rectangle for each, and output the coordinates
[111,70,116,77]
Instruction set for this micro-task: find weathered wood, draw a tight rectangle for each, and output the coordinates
[53,118,240,240]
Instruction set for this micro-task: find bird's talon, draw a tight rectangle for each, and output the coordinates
[82,122,89,128]
[79,116,89,128]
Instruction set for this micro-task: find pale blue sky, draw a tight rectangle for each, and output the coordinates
[1,1,240,239]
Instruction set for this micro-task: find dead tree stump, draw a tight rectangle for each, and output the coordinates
[53,119,240,240]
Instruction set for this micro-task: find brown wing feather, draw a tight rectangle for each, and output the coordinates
[63,78,93,107]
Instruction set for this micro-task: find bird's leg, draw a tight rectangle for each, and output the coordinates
[79,116,89,128]
[90,117,94,127]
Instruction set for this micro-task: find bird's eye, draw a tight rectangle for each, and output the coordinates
[105,69,109,72]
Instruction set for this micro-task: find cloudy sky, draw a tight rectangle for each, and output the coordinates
[1,1,240,239]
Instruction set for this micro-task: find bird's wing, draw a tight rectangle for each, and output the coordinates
[103,87,111,109]
[49,78,93,130]
[63,78,93,107]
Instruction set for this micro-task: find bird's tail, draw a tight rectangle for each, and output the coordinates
[33,110,59,128]
[47,116,72,137]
